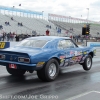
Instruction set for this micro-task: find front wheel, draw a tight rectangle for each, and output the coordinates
[6,66,26,76]
[37,59,59,82]
[82,55,92,71]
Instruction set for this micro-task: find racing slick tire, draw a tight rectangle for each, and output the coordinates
[37,59,59,82]
[82,55,92,71]
[6,65,26,76]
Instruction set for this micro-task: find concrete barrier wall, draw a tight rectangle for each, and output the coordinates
[87,42,100,49]
[10,42,20,47]
[4,41,100,49]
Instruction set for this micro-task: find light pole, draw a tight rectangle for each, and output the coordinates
[42,11,44,19]
[86,8,89,23]
[86,8,89,46]
[12,6,15,16]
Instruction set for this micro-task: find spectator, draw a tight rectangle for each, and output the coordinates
[80,35,83,43]
[0,33,2,41]
[8,22,10,25]
[21,34,24,40]
[12,32,16,40]
[18,22,20,26]
[24,34,28,39]
[56,27,57,30]
[57,28,61,33]
[9,32,12,41]
[20,22,23,26]
[18,22,23,26]
[15,35,19,41]
[5,22,7,25]
[7,33,10,41]
[5,22,10,26]
[0,25,3,29]
[2,32,6,41]
[70,28,73,31]
[10,33,14,41]
[75,35,78,42]
[70,35,72,39]
[46,25,49,28]
[46,29,50,36]
[11,17,13,20]
[50,25,51,29]
[32,30,37,36]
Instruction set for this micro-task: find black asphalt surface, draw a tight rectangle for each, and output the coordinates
[0,52,100,100]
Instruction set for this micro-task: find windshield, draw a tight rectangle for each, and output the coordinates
[16,39,48,48]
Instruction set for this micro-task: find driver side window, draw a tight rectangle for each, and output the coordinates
[58,39,76,49]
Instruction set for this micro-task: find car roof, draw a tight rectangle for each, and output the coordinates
[27,36,70,41]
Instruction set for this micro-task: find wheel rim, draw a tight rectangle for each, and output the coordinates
[49,63,57,77]
[87,57,91,68]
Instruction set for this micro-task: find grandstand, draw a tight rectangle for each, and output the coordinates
[0,13,57,35]
[48,13,100,37]
[0,5,100,37]
[0,6,62,36]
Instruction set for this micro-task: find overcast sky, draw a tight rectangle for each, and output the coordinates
[0,0,100,21]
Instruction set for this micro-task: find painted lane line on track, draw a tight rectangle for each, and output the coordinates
[65,91,100,100]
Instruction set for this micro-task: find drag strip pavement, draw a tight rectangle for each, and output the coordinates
[0,57,99,100]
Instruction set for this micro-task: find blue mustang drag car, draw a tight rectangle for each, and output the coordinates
[0,36,96,81]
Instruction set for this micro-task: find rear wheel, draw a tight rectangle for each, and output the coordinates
[82,55,92,71]
[37,59,59,82]
[6,66,26,76]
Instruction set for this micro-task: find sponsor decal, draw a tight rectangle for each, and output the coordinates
[64,59,69,66]
[60,55,66,59]
[66,52,71,58]
[76,56,82,62]
[93,49,96,55]
[37,62,45,67]
[70,51,74,55]
[60,59,64,62]
[0,42,10,49]
[71,55,82,63]
[77,51,82,55]
[60,60,65,66]
[74,51,77,56]
[0,42,5,49]
[75,51,82,56]
[83,51,87,54]
[72,56,76,60]
[66,51,75,58]
[70,58,75,63]
[82,55,87,61]
[60,58,65,67]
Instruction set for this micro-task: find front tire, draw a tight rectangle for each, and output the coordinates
[6,66,26,76]
[82,55,92,71]
[37,59,59,82]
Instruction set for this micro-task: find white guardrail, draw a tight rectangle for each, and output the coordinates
[1,41,100,49]
[87,42,100,49]
[10,42,100,48]
[10,42,20,47]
